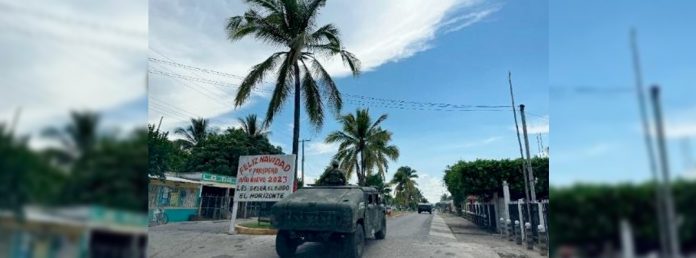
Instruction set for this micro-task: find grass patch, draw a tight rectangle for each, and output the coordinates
[239,221,273,229]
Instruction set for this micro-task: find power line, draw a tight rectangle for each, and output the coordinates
[148,53,520,110]
[149,68,515,112]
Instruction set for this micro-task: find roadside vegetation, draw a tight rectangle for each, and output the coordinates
[2,111,147,213]
[442,157,549,214]
[148,115,283,179]
[550,181,696,255]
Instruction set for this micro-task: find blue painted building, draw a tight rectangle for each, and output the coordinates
[0,206,147,258]
[148,172,236,223]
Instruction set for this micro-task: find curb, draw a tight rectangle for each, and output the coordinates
[234,224,278,235]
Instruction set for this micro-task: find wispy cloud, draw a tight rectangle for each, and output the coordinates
[0,0,146,147]
[308,142,340,155]
[442,136,502,150]
[440,5,501,34]
[148,0,498,130]
[640,106,696,139]
[513,116,550,134]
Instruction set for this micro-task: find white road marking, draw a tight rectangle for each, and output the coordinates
[429,214,456,240]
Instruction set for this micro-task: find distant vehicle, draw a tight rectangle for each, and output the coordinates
[417,203,432,214]
[271,185,387,258]
[386,206,393,216]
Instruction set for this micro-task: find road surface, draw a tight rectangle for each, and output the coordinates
[148,212,502,258]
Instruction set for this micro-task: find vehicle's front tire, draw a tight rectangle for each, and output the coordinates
[375,217,386,240]
[343,224,365,258]
[275,230,299,258]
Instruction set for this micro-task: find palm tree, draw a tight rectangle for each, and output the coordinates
[226,0,361,183]
[391,166,418,209]
[42,111,100,163]
[325,109,399,185]
[238,114,269,139]
[174,118,212,149]
[366,174,392,204]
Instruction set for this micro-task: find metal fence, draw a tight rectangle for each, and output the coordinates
[462,199,549,255]
[198,195,230,220]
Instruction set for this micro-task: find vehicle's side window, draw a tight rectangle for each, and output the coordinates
[369,193,375,204]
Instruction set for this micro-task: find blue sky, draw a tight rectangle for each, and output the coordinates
[550,1,696,186]
[147,0,549,202]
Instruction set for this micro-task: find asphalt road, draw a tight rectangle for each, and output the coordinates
[148,212,501,258]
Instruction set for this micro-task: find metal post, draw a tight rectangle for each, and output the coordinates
[650,86,681,257]
[507,73,533,224]
[525,222,533,250]
[631,29,669,256]
[620,220,635,258]
[538,225,548,256]
[519,104,538,203]
[515,220,522,245]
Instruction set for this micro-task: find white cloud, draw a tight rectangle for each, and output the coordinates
[443,136,502,149]
[0,0,147,147]
[148,0,498,127]
[513,116,549,135]
[415,173,447,204]
[639,106,696,139]
[307,142,339,155]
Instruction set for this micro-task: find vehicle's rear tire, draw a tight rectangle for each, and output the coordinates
[343,224,365,258]
[275,230,299,258]
[375,217,386,240]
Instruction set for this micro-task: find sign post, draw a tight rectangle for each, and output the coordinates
[228,154,296,234]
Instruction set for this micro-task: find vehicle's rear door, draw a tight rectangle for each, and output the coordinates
[365,192,379,236]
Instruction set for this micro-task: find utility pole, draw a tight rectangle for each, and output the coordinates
[650,85,681,258]
[9,107,22,135]
[507,72,532,221]
[631,29,669,255]
[300,139,311,186]
[519,104,537,202]
[156,116,164,131]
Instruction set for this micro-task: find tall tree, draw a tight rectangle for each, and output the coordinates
[185,128,283,176]
[148,124,187,178]
[391,166,419,209]
[238,114,269,139]
[325,108,399,185]
[174,118,212,149]
[42,111,100,164]
[226,0,361,183]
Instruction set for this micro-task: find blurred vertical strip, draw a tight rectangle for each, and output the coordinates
[550,1,696,257]
[0,0,147,257]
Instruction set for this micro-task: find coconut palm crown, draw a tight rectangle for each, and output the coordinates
[325,108,399,185]
[226,0,361,182]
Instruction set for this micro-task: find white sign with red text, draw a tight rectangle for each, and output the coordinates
[234,154,296,202]
[229,154,295,234]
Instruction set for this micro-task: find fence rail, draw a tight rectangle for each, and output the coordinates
[461,199,549,255]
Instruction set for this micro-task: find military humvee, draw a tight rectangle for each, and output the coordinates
[417,203,432,214]
[271,185,387,258]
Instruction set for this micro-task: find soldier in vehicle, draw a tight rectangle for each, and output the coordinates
[316,160,347,186]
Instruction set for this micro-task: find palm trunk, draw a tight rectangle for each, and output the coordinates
[292,63,301,184]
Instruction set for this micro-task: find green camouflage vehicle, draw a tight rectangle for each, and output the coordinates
[417,203,432,214]
[270,185,387,258]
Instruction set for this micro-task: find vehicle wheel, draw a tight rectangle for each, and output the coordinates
[275,230,299,258]
[375,217,386,240]
[343,224,365,258]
